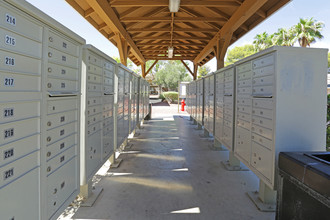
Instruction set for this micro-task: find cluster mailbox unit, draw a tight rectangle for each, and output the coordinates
[186,46,327,205]
[0,1,150,219]
[0,0,85,219]
[80,45,116,195]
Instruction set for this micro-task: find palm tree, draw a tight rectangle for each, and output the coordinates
[253,32,273,52]
[272,28,295,46]
[293,18,324,47]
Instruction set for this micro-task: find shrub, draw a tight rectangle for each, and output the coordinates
[163,91,178,104]
[159,93,165,101]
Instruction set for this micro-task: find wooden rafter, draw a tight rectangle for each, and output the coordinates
[194,0,268,64]
[137,43,205,47]
[121,17,227,23]
[145,60,158,76]
[181,60,194,77]
[129,28,217,33]
[145,57,194,61]
[67,0,290,68]
[134,36,211,41]
[143,51,199,56]
[125,7,167,30]
[84,8,94,17]
[120,7,141,18]
[86,0,145,63]
[110,0,240,7]
[205,7,230,20]
[140,48,198,52]
[180,6,222,30]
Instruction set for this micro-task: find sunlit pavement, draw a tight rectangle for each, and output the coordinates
[72,103,275,220]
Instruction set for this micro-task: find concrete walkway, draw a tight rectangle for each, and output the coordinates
[72,103,275,220]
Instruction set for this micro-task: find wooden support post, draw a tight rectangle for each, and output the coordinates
[141,63,146,78]
[116,33,130,66]
[193,63,198,80]
[216,32,232,70]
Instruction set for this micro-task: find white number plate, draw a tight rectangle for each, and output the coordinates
[4,128,14,139]
[5,13,16,26]
[3,108,14,118]
[3,168,14,180]
[4,148,14,160]
[5,35,16,46]
[4,77,14,86]
[5,56,15,66]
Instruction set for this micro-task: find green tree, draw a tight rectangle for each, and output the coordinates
[293,17,324,47]
[225,44,255,66]
[154,60,192,90]
[198,65,211,79]
[253,32,274,52]
[328,53,330,68]
[272,28,295,46]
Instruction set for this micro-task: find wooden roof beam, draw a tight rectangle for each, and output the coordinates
[128,28,217,33]
[121,17,227,22]
[124,6,167,29]
[178,20,214,39]
[98,22,107,31]
[181,60,194,77]
[180,7,222,30]
[145,60,158,76]
[205,7,230,20]
[256,9,266,18]
[134,36,212,41]
[140,48,199,52]
[87,0,145,63]
[194,0,268,64]
[84,8,94,18]
[145,56,194,61]
[143,51,199,55]
[120,7,141,19]
[137,43,205,47]
[110,0,240,7]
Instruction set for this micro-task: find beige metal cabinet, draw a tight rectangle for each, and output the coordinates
[0,1,85,220]
[234,47,327,189]
[80,45,116,195]
[214,65,235,150]
[0,4,43,219]
[0,167,40,220]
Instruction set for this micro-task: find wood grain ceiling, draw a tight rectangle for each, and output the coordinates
[66,0,290,67]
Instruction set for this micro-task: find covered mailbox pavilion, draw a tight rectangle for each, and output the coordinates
[66,0,289,79]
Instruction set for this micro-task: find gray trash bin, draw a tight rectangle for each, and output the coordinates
[277,152,330,220]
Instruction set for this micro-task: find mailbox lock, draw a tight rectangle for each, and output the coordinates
[48,52,52,57]
[47,121,52,126]
[48,67,52,72]
[47,166,52,172]
[49,37,53,42]
[47,83,52,88]
[47,152,51,157]
[53,188,57,194]
[47,136,52,142]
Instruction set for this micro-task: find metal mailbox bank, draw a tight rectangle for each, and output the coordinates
[0,0,85,219]
[80,45,116,198]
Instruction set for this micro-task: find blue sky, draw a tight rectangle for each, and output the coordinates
[26,0,330,71]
